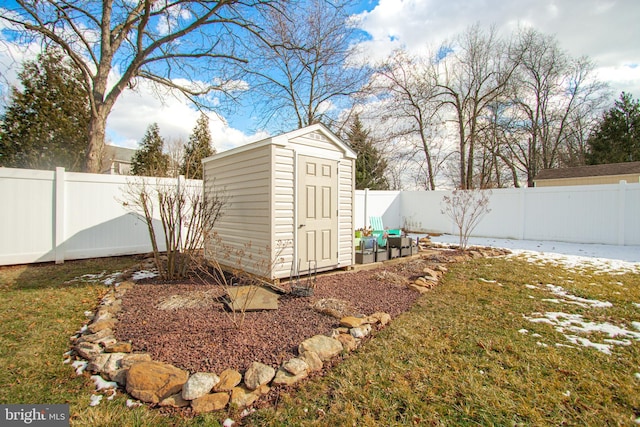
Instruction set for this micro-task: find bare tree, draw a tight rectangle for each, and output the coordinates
[504,28,608,185]
[435,25,519,189]
[1,0,280,173]
[370,49,444,190]
[248,0,370,131]
[441,189,491,250]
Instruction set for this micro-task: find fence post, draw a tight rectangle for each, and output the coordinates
[54,167,66,264]
[618,180,627,245]
[364,188,369,229]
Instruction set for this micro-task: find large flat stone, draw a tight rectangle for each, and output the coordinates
[225,286,279,311]
[125,361,188,404]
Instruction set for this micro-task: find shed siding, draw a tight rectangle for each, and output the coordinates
[271,147,295,278]
[290,131,342,154]
[204,144,272,277]
[338,159,355,267]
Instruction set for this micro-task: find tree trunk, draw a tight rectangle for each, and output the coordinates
[84,105,110,173]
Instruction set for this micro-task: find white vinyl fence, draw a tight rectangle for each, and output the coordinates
[0,167,202,266]
[356,181,640,246]
[2,168,638,266]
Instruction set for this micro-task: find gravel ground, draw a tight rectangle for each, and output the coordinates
[115,258,432,374]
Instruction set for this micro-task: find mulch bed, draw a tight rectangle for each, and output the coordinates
[114,256,437,374]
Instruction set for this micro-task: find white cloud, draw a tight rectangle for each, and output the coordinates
[106,79,267,151]
[355,0,640,96]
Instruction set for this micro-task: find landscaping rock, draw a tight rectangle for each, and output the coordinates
[298,335,343,361]
[182,372,220,400]
[350,324,372,339]
[339,316,366,328]
[272,367,308,386]
[214,369,242,391]
[74,342,103,360]
[105,342,132,353]
[299,350,323,372]
[120,353,152,369]
[336,333,358,352]
[125,361,188,404]
[76,328,113,344]
[408,283,430,294]
[88,318,117,334]
[282,358,308,376]
[159,392,190,408]
[371,312,391,327]
[86,353,111,373]
[244,362,275,391]
[231,385,269,408]
[191,392,230,414]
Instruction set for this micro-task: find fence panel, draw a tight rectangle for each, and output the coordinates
[359,182,640,246]
[0,167,203,266]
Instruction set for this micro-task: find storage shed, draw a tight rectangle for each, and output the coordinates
[202,123,356,281]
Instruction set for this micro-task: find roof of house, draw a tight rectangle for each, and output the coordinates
[103,144,136,163]
[535,161,640,180]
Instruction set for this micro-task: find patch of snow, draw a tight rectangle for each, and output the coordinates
[518,329,529,334]
[525,284,537,289]
[91,375,117,391]
[532,333,542,338]
[563,390,571,397]
[564,334,612,354]
[84,311,93,317]
[79,325,88,333]
[223,419,236,427]
[634,373,640,380]
[72,360,87,375]
[633,322,640,331]
[424,235,640,275]
[536,342,548,347]
[479,278,497,283]
[89,394,103,407]
[126,399,142,409]
[131,270,158,281]
[545,284,612,308]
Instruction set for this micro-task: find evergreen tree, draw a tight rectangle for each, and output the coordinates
[347,115,389,190]
[587,92,640,164]
[131,123,169,177]
[180,113,215,179]
[0,48,90,171]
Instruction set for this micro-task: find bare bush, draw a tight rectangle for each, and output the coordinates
[441,189,492,250]
[121,177,226,280]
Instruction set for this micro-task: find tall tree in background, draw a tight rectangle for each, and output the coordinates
[504,28,607,186]
[181,113,215,179]
[1,0,281,173]
[250,0,370,131]
[347,114,389,190]
[372,49,442,190]
[436,25,518,189]
[0,48,90,171]
[587,92,640,164]
[131,123,169,177]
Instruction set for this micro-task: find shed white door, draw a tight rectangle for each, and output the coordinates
[298,155,338,272]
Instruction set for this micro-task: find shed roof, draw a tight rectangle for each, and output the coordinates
[535,161,640,180]
[203,123,356,162]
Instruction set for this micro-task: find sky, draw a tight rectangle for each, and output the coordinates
[1,0,639,152]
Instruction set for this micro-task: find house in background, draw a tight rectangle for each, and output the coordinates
[534,161,640,187]
[101,144,136,175]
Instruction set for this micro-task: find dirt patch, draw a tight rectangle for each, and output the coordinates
[115,259,432,374]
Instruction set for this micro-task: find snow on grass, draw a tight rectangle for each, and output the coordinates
[524,311,640,354]
[89,394,103,407]
[544,284,613,308]
[424,235,640,275]
[65,271,123,285]
[72,360,87,375]
[131,269,158,281]
[91,375,117,391]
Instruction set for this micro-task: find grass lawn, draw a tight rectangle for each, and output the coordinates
[1,253,639,426]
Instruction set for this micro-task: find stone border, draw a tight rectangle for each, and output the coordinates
[65,242,509,415]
